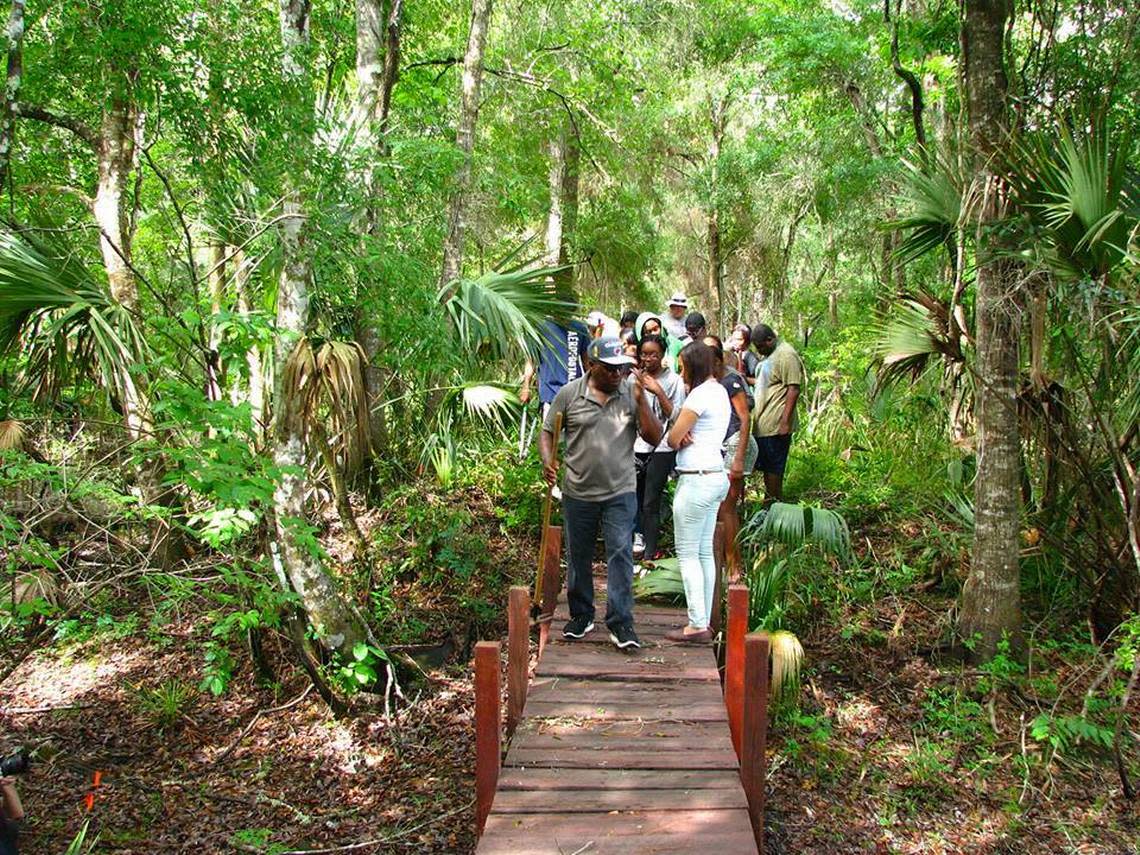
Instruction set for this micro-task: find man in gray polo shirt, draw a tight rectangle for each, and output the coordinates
[540,336,666,650]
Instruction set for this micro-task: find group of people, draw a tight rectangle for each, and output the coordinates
[524,292,804,651]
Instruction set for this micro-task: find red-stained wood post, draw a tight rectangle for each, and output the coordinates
[742,631,769,853]
[474,640,501,837]
[537,525,563,658]
[711,521,726,634]
[725,584,749,759]
[507,586,529,737]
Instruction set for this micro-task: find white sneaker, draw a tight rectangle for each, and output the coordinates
[632,533,645,555]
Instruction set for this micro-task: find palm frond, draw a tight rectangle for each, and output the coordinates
[0,419,26,451]
[769,629,804,702]
[872,294,967,389]
[439,261,576,361]
[282,337,371,474]
[1006,115,1138,281]
[747,556,791,630]
[746,502,852,562]
[0,229,144,402]
[887,157,966,265]
[633,557,686,603]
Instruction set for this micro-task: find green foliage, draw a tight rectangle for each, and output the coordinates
[0,230,145,404]
[200,642,236,696]
[133,679,196,730]
[63,821,98,855]
[332,642,391,693]
[1029,713,1114,755]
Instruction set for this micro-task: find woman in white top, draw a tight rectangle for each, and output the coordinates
[665,342,731,642]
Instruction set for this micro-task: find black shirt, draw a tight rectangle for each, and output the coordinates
[720,369,749,438]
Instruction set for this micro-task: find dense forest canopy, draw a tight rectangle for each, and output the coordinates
[0,0,1138,851]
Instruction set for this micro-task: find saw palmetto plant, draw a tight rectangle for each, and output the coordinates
[0,229,145,406]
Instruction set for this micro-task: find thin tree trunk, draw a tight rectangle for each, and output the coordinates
[959,0,1023,661]
[708,212,722,325]
[205,242,226,403]
[229,247,266,438]
[0,0,25,187]
[273,0,367,658]
[885,0,928,162]
[354,0,403,460]
[707,97,726,328]
[544,124,567,268]
[438,0,493,295]
[557,125,580,294]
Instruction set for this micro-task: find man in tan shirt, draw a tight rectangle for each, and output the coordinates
[751,324,805,503]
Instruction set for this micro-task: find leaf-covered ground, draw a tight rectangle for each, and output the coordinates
[765,595,1140,853]
[2,506,1137,853]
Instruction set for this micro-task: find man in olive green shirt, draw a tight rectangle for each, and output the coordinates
[751,324,804,503]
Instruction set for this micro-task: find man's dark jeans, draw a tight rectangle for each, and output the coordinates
[563,491,637,630]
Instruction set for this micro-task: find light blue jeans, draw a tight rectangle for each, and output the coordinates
[673,471,730,629]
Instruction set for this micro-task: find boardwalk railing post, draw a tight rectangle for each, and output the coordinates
[742,631,769,853]
[507,586,529,737]
[725,584,749,759]
[474,640,501,837]
[711,521,726,634]
[537,524,563,657]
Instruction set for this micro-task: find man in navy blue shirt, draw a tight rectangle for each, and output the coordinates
[520,319,591,414]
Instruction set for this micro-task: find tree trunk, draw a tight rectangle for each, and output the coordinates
[0,0,25,187]
[205,242,226,403]
[353,0,403,460]
[959,0,1022,660]
[438,0,493,294]
[543,117,578,295]
[544,125,567,268]
[707,97,726,329]
[708,211,723,325]
[230,247,266,439]
[273,0,368,658]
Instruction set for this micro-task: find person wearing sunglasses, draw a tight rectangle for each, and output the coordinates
[541,337,666,651]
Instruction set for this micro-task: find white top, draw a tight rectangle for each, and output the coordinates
[634,368,686,454]
[676,379,730,470]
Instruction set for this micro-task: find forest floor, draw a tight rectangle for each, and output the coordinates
[2,501,1138,853]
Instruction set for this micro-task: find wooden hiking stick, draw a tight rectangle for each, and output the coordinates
[532,411,562,620]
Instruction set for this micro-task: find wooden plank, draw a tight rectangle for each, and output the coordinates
[503,747,739,769]
[535,644,720,676]
[742,632,769,853]
[495,768,744,791]
[507,586,529,737]
[526,678,716,702]
[477,809,758,854]
[520,700,728,722]
[491,786,748,813]
[509,725,735,755]
[514,717,730,739]
[534,663,720,683]
[474,640,501,837]
[477,831,758,855]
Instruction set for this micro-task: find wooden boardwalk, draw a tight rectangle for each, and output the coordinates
[476,587,761,855]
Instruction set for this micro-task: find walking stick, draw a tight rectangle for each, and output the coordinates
[517,406,529,460]
[532,411,562,620]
